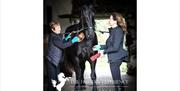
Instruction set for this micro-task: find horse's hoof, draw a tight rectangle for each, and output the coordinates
[81,81,86,86]
[81,86,86,90]
[74,84,81,90]
[91,73,97,80]
[92,80,97,87]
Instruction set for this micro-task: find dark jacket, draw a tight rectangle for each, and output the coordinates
[101,26,128,63]
[46,32,73,67]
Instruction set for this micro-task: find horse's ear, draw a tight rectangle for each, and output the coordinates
[88,5,95,15]
[89,5,93,9]
[82,5,88,10]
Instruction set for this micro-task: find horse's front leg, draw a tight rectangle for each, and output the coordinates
[74,56,81,90]
[74,57,86,90]
[80,59,86,86]
[88,59,97,85]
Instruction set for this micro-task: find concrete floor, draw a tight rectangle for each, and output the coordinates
[44,61,136,91]
[60,74,136,91]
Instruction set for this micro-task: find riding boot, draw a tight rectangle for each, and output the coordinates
[114,80,124,91]
[115,85,124,91]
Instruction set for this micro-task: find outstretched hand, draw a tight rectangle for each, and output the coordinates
[92,45,101,51]
[65,33,72,41]
[71,32,85,43]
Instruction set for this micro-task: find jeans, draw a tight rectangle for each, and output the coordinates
[47,61,60,91]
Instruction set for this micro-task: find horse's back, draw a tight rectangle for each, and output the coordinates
[65,24,79,33]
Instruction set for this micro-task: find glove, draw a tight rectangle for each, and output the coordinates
[71,36,79,43]
[92,45,101,51]
[65,33,71,41]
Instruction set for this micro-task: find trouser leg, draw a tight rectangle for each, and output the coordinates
[110,61,122,81]
[110,61,124,91]
[47,61,58,91]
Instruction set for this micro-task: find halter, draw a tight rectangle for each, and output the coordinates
[63,5,94,36]
[62,26,93,35]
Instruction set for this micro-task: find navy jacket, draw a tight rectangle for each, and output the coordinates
[101,26,128,63]
[46,32,73,67]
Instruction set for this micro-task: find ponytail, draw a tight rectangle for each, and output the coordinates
[112,12,127,32]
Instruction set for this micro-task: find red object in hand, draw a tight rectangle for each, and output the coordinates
[90,53,101,61]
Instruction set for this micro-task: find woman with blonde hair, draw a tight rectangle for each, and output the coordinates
[93,12,128,91]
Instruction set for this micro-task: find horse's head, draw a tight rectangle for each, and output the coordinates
[80,4,95,40]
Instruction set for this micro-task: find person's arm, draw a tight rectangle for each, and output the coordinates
[100,45,107,49]
[92,44,107,51]
[65,33,71,41]
[53,36,73,49]
[104,29,123,54]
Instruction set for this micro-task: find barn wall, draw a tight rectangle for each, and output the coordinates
[44,0,72,33]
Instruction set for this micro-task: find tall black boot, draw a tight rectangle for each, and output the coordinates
[115,85,124,91]
[114,80,124,91]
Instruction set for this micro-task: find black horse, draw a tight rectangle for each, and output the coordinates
[63,4,98,90]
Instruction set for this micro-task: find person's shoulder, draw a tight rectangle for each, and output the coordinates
[113,27,122,33]
[50,33,61,40]
[58,34,64,40]
[49,33,56,39]
[116,26,123,31]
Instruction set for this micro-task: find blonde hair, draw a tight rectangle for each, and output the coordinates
[111,12,127,32]
[49,20,60,30]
